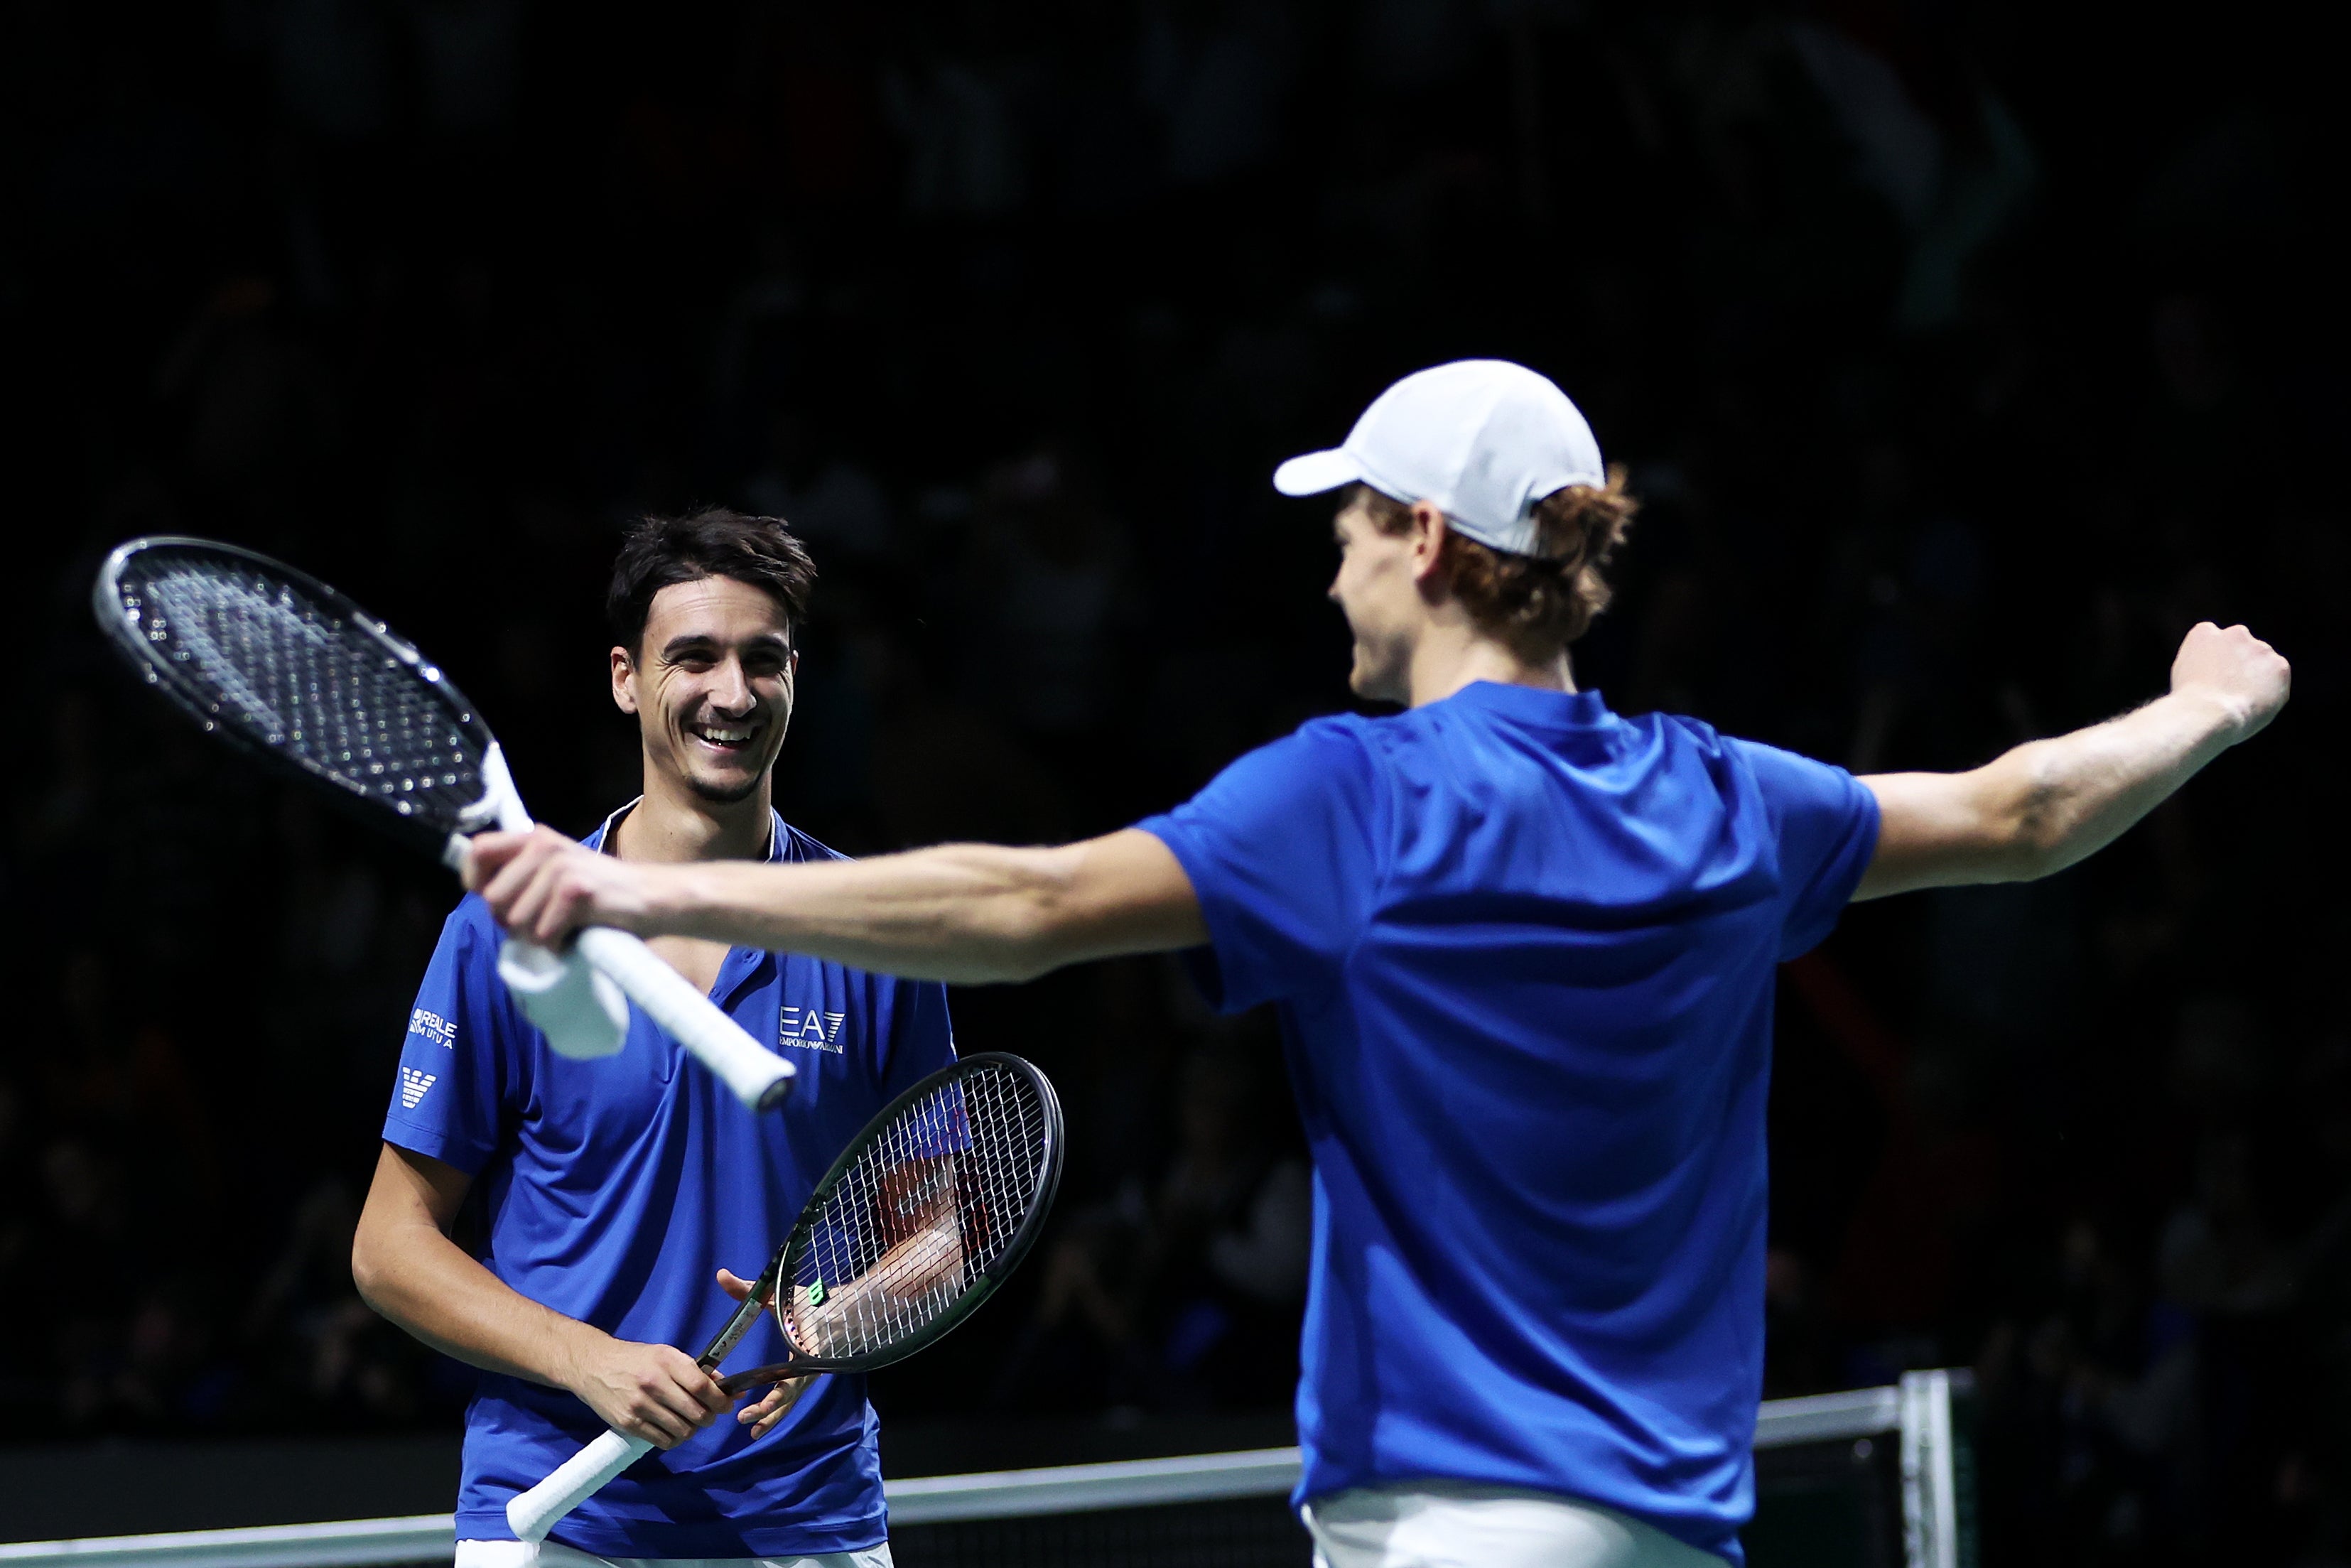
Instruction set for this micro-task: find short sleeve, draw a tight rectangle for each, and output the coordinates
[1135,720,1387,1013]
[1729,738,1883,961]
[382,900,518,1174]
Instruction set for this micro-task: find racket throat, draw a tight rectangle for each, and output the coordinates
[445,742,534,869]
[718,1359,811,1397]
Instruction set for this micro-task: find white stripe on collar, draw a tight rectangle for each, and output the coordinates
[591,799,784,863]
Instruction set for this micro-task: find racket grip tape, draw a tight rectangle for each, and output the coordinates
[573,927,795,1111]
[507,1427,654,1542]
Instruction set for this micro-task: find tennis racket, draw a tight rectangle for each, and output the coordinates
[92,536,797,1111]
[507,1051,1064,1542]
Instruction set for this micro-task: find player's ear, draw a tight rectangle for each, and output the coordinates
[610,645,640,715]
[1408,500,1451,585]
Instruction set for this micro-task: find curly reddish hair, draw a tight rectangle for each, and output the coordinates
[1353,465,1638,661]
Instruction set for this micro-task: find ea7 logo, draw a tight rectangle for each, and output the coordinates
[780,1005,847,1054]
[399,1068,438,1109]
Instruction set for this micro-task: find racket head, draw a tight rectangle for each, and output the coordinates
[770,1052,1064,1373]
[93,536,500,857]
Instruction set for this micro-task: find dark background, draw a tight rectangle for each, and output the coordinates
[1,1,2344,1563]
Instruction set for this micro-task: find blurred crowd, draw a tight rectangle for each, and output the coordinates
[0,1,2342,1563]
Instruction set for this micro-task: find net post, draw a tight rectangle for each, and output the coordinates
[1899,1368,1977,1568]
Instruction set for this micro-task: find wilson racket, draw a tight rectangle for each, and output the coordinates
[92,536,796,1110]
[507,1051,1064,1542]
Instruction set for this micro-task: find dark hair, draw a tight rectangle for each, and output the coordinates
[1353,466,1638,659]
[607,507,817,655]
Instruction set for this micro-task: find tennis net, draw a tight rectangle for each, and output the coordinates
[0,1370,1973,1568]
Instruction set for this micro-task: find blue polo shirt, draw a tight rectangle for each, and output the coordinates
[383,806,955,1557]
[1137,683,1879,1564]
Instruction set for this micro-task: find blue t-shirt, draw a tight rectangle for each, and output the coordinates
[1137,683,1879,1564]
[383,806,956,1557]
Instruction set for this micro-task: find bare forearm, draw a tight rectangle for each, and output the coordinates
[647,840,1176,983]
[1862,691,2239,897]
[1997,691,2239,874]
[469,823,1205,977]
[1858,622,2288,899]
[354,1221,591,1388]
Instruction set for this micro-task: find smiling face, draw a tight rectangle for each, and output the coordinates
[1327,492,1434,705]
[612,575,797,805]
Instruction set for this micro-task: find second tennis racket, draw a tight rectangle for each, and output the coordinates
[507,1051,1064,1542]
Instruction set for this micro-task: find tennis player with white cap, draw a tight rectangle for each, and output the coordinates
[468,360,2291,1566]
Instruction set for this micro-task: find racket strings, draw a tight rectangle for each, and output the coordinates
[785,1064,1050,1360]
[121,557,487,828]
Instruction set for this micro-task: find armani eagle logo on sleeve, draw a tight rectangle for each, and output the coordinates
[399,1067,438,1108]
[780,1004,847,1054]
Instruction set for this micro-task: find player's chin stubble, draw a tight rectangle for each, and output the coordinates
[679,735,778,804]
[685,767,767,804]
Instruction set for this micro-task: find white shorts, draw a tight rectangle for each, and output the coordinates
[455,1539,892,1568]
[1302,1482,1727,1568]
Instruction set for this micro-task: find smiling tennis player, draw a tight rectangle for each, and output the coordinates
[356,509,956,1567]
[468,362,2291,1567]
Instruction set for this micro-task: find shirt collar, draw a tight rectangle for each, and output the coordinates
[1429,681,1614,728]
[587,799,785,862]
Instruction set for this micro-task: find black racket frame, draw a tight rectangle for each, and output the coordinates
[92,535,499,861]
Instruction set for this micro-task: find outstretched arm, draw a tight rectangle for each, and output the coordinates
[467,826,1206,984]
[1855,622,2289,900]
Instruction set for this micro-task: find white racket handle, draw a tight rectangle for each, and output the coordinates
[508,1427,653,1542]
[576,927,796,1112]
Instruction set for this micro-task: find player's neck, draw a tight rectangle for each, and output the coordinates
[613,770,774,864]
[1404,625,1574,708]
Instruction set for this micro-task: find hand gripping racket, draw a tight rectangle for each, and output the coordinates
[507,1052,1064,1542]
[92,536,796,1111]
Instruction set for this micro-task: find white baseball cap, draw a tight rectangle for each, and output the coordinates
[1272,359,1606,558]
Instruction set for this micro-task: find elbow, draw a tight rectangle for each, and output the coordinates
[987,907,1071,985]
[350,1233,384,1314]
[981,849,1086,983]
[350,1223,396,1319]
[1993,756,2070,881]
[2009,837,2068,883]
[986,950,1061,985]
[1984,814,2062,883]
[1989,842,2062,885]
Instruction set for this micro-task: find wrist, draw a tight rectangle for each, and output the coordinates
[2167,684,2252,745]
[548,1319,607,1392]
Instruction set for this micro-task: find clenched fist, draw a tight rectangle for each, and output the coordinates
[2171,622,2291,743]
